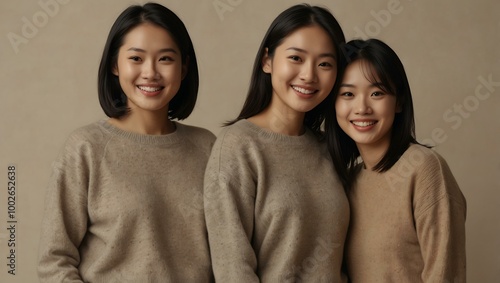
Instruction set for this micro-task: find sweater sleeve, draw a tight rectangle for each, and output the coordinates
[38,131,95,283]
[204,130,260,282]
[413,151,467,283]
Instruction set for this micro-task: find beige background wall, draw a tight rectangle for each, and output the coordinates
[0,0,498,281]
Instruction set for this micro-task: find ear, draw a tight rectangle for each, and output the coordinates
[262,48,272,74]
[112,63,119,76]
[181,56,189,80]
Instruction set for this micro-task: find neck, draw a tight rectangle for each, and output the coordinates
[109,108,174,135]
[248,101,305,136]
[357,140,390,170]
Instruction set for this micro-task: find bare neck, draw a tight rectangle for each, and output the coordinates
[109,109,174,135]
[247,105,305,136]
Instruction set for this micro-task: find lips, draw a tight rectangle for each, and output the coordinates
[292,85,318,100]
[136,85,164,97]
[351,120,376,127]
[137,85,164,92]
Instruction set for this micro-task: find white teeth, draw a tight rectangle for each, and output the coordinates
[352,121,376,127]
[138,86,162,92]
[292,86,316,94]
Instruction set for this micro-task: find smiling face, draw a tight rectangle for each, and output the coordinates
[113,23,186,116]
[262,24,337,116]
[335,59,400,156]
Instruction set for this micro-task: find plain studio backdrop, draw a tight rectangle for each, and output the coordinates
[0,0,499,281]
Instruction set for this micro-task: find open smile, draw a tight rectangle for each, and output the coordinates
[351,120,377,127]
[350,120,378,131]
[137,85,164,92]
[137,85,165,97]
[292,85,318,98]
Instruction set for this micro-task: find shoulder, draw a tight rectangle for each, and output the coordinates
[176,122,216,142]
[175,122,217,155]
[212,120,262,151]
[51,121,110,171]
[63,121,110,151]
[402,144,466,211]
[219,120,257,140]
[400,144,451,176]
[207,120,265,169]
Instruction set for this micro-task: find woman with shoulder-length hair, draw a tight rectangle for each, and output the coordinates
[326,38,466,282]
[38,3,215,282]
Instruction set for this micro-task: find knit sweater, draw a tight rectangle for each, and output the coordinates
[38,120,216,283]
[345,144,466,282]
[204,119,349,282]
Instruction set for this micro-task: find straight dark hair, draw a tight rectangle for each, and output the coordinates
[98,2,198,120]
[326,39,424,189]
[226,4,346,137]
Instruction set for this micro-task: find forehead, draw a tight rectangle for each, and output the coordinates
[343,60,381,83]
[278,25,335,54]
[121,23,179,50]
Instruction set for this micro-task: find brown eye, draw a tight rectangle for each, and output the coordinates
[159,56,174,62]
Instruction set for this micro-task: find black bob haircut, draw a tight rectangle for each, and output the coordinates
[227,4,346,138]
[98,2,198,120]
[326,38,424,190]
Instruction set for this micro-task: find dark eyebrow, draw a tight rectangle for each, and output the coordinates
[371,82,385,88]
[340,83,355,88]
[339,82,385,88]
[286,47,336,59]
[127,47,178,54]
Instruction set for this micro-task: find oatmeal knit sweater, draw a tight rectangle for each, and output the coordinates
[38,120,215,283]
[204,119,349,282]
[345,144,466,282]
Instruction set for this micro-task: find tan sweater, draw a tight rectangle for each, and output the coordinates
[38,120,216,283]
[204,119,349,282]
[346,144,466,282]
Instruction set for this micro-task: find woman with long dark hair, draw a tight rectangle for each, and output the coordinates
[204,4,349,282]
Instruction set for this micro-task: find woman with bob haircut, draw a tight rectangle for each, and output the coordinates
[38,3,215,282]
[326,39,466,282]
[204,4,349,282]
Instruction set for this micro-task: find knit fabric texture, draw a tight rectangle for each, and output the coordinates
[204,119,349,282]
[345,144,467,282]
[38,120,216,283]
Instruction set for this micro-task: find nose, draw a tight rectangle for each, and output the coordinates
[142,60,160,80]
[300,62,318,83]
[354,96,372,115]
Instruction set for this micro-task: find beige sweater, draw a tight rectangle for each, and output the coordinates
[346,144,466,282]
[38,120,215,283]
[204,119,349,282]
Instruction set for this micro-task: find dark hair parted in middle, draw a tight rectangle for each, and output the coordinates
[227,4,346,137]
[98,2,198,120]
[326,38,423,189]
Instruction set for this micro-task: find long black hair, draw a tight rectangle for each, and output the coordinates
[226,4,346,137]
[326,39,423,189]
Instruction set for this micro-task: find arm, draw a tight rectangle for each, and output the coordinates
[38,134,92,282]
[414,152,467,283]
[204,132,260,282]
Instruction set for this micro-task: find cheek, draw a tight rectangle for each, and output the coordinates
[272,59,293,78]
[116,62,137,79]
[159,62,182,76]
[335,100,348,117]
[381,100,398,119]
[320,70,337,88]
